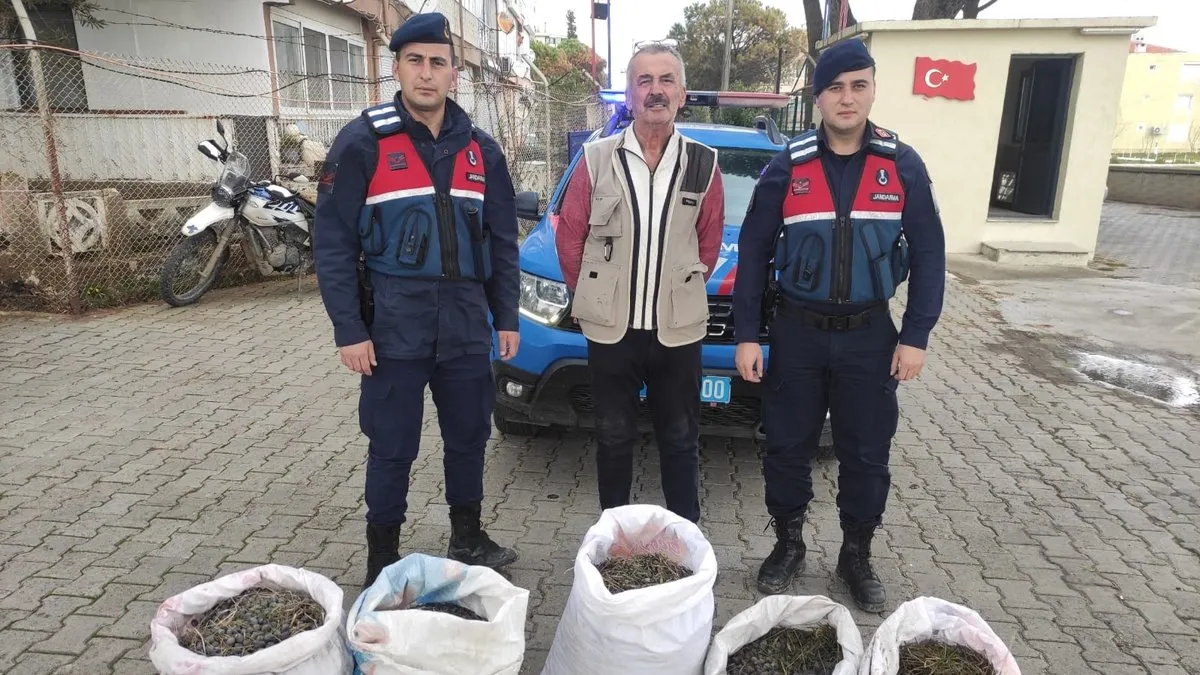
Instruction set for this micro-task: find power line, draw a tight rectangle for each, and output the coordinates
[0,43,595,107]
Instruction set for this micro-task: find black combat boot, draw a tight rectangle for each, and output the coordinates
[836,523,886,612]
[447,503,518,569]
[363,523,402,589]
[756,513,807,594]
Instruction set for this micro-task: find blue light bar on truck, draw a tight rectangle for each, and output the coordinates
[597,89,791,109]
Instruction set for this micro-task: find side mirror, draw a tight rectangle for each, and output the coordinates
[515,191,543,221]
[198,140,223,162]
[215,119,229,151]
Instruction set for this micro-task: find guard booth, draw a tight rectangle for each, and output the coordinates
[816,17,1157,265]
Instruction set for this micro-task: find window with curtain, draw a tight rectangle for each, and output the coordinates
[272,18,367,111]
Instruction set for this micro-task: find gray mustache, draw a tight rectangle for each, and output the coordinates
[644,94,669,107]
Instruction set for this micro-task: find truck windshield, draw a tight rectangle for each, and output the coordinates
[714,147,778,225]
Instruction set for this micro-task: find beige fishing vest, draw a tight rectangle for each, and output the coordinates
[569,127,718,347]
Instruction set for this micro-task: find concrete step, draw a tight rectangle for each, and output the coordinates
[980,240,1091,266]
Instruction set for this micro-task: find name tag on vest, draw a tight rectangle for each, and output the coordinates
[870,192,901,203]
[682,197,697,206]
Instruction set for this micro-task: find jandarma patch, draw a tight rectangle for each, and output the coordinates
[870,192,900,203]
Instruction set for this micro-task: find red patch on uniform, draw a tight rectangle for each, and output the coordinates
[873,127,892,139]
[791,177,810,195]
[318,162,337,194]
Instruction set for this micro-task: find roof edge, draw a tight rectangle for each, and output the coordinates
[817,16,1159,50]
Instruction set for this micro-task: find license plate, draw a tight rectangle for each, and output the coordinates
[638,376,731,405]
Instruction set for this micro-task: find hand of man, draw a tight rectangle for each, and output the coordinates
[891,344,926,381]
[340,340,376,376]
[497,331,520,361]
[736,343,765,383]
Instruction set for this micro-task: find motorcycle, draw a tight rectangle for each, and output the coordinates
[159,120,316,307]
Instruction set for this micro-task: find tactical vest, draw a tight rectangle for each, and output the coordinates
[774,126,910,305]
[357,101,491,282]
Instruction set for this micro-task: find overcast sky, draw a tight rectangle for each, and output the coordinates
[524,0,1198,85]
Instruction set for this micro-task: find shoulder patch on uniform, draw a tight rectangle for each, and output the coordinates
[788,130,819,165]
[872,125,898,140]
[363,103,402,136]
[866,137,898,158]
[681,141,716,194]
[318,161,337,195]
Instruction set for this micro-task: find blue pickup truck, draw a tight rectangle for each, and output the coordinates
[491,90,832,448]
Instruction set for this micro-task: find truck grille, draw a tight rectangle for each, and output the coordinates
[556,295,769,344]
[568,385,762,428]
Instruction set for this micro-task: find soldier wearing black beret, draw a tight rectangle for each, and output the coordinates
[313,12,521,588]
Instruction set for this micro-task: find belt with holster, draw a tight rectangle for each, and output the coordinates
[777,300,886,331]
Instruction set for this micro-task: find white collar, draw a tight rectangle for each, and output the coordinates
[621,122,680,161]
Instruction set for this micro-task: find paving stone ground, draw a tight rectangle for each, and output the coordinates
[2,206,1199,674]
[1095,201,1200,290]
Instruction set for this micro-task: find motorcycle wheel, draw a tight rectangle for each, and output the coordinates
[159,228,231,307]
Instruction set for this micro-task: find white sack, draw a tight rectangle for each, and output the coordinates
[149,563,352,675]
[346,552,529,675]
[541,504,719,675]
[704,594,863,675]
[860,596,1021,675]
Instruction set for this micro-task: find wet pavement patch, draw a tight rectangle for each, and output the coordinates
[1075,353,1200,408]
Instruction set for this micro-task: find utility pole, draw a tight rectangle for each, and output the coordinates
[10,0,80,314]
[606,4,612,89]
[774,44,783,93]
[720,0,732,90]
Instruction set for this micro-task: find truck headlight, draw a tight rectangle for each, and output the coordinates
[519,270,569,325]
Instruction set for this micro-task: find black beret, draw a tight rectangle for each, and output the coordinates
[814,39,875,96]
[390,12,454,53]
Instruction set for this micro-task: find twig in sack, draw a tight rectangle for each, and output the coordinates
[897,639,997,675]
[725,624,842,675]
[176,586,325,657]
[409,602,486,621]
[596,552,694,594]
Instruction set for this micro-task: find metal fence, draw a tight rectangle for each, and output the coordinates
[0,44,606,313]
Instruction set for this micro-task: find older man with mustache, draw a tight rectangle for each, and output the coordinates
[555,42,725,523]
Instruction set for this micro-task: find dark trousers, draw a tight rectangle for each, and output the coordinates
[359,353,494,525]
[761,303,900,528]
[586,330,702,523]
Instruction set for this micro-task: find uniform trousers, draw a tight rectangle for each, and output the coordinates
[359,353,493,525]
[761,302,900,528]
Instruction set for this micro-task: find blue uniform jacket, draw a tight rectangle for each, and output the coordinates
[734,123,946,350]
[313,95,520,362]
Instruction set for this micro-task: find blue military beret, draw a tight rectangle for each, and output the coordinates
[389,12,454,53]
[813,39,875,96]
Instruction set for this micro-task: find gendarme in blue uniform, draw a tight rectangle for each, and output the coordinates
[734,38,946,610]
[315,96,519,361]
[313,11,520,589]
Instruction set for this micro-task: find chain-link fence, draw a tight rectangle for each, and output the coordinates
[0,44,606,313]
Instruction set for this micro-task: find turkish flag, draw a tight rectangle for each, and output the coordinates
[913,57,977,101]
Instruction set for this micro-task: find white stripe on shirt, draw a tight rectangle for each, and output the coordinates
[618,126,682,331]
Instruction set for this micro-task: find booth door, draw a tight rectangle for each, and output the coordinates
[1012,58,1076,216]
